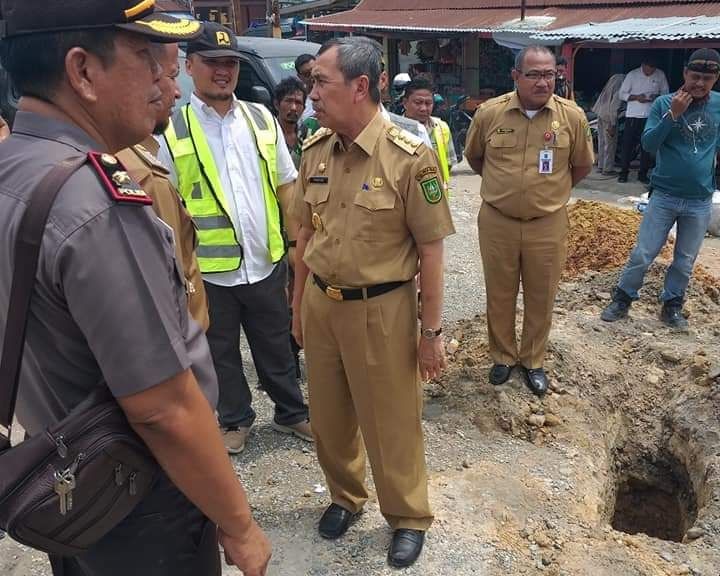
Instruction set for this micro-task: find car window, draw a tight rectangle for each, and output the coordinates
[264,57,304,85]
[235,58,264,102]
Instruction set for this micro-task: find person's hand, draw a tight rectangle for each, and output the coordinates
[291,305,303,348]
[219,521,272,576]
[670,88,693,120]
[418,337,446,381]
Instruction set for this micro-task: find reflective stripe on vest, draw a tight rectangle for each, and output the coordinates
[164,102,285,274]
[431,118,451,194]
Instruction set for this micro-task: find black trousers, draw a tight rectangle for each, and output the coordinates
[620,116,653,178]
[49,472,220,576]
[205,259,308,429]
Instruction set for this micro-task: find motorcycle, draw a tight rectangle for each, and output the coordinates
[447,95,473,158]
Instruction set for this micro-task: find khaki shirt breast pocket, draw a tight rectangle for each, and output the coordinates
[552,131,572,168]
[304,181,330,234]
[488,132,517,161]
[351,186,400,243]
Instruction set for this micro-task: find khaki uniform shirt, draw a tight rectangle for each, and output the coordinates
[118,137,209,330]
[465,92,594,220]
[293,111,455,287]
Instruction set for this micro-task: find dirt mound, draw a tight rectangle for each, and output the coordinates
[564,200,672,279]
[564,200,720,303]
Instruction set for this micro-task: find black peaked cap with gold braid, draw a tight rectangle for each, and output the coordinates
[0,0,202,42]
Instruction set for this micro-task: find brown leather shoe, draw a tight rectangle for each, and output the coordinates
[222,427,251,454]
[272,419,314,442]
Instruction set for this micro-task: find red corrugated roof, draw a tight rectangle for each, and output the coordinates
[356,0,714,8]
[306,2,720,31]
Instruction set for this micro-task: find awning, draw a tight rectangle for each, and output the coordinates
[302,1,720,35]
[530,16,720,42]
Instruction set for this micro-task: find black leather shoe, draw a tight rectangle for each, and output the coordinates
[388,529,425,568]
[660,298,688,329]
[601,288,632,322]
[489,364,513,386]
[618,174,628,183]
[521,366,548,396]
[318,503,358,540]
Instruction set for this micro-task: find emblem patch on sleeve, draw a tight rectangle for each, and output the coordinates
[420,176,442,204]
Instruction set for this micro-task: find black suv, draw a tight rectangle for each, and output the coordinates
[178,36,320,109]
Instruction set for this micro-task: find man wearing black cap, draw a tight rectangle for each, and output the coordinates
[0,2,270,575]
[618,56,670,183]
[602,48,720,328]
[161,22,311,455]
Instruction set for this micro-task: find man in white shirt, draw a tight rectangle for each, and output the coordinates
[618,57,669,183]
[161,23,311,454]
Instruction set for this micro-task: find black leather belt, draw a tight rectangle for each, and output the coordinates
[313,274,406,301]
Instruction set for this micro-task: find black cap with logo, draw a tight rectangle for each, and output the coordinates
[0,0,202,42]
[186,22,240,59]
[687,48,720,74]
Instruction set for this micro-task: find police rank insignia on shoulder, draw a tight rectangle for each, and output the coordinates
[302,127,334,151]
[88,152,153,205]
[387,126,423,155]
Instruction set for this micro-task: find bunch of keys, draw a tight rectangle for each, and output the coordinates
[53,452,84,516]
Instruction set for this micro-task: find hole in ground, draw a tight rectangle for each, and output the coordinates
[610,450,697,543]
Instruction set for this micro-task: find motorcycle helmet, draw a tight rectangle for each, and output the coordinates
[392,73,411,92]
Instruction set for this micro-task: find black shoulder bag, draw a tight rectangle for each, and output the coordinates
[0,157,158,556]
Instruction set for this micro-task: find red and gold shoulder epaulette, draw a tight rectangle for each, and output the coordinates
[87,151,153,205]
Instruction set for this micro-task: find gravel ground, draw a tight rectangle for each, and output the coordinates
[2,165,719,576]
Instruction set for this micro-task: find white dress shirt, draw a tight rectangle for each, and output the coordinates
[619,67,669,119]
[157,94,297,286]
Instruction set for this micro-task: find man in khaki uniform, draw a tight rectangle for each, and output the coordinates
[118,43,209,330]
[292,37,455,568]
[465,45,594,395]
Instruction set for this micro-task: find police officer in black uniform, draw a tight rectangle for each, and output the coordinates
[0,2,270,575]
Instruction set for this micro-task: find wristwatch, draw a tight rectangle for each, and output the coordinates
[421,327,442,339]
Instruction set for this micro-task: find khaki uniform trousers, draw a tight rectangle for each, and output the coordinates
[301,276,433,531]
[478,202,568,368]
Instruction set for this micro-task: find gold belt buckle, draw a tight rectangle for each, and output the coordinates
[325,285,343,301]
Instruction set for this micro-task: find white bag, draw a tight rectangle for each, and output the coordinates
[709,191,720,237]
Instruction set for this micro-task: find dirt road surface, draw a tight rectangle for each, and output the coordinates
[2,165,719,576]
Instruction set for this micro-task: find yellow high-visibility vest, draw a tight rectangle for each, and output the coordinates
[164,102,285,273]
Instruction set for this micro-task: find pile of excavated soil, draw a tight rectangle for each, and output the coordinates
[564,200,720,303]
[564,200,672,279]
[694,264,720,304]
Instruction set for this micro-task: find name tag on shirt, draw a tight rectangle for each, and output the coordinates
[538,149,554,174]
[309,176,329,184]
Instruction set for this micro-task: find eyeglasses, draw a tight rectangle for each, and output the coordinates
[520,70,557,82]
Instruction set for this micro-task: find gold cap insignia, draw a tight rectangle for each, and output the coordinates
[551,120,560,131]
